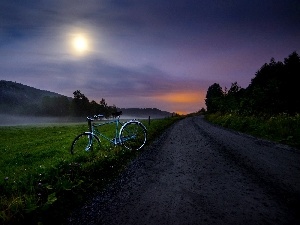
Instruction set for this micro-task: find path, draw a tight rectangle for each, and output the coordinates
[68,116,300,225]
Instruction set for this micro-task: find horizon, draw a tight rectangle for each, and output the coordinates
[1,1,299,114]
[1,79,177,113]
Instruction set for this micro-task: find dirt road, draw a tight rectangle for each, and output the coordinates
[68,116,300,225]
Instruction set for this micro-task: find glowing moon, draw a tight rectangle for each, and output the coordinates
[71,34,90,55]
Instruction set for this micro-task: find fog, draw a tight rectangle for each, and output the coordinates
[0,114,166,126]
[0,114,84,126]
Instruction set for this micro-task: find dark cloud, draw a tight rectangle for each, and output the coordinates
[1,0,300,113]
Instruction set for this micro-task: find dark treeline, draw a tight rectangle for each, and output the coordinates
[1,80,118,117]
[1,81,172,118]
[39,90,117,117]
[205,51,300,115]
[0,84,117,117]
[121,108,171,118]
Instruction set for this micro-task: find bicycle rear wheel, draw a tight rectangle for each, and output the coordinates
[119,121,147,150]
[71,132,101,154]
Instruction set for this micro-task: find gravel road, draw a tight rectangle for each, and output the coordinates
[68,116,300,225]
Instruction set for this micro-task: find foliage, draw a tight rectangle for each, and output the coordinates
[0,81,118,118]
[0,116,181,224]
[71,90,90,116]
[0,80,62,115]
[205,113,300,149]
[40,96,71,116]
[205,83,224,113]
[1,81,172,119]
[205,51,300,115]
[66,90,118,118]
[121,108,171,118]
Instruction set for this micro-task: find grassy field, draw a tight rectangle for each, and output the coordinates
[0,116,182,224]
[205,112,300,149]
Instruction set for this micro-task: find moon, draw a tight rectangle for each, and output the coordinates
[71,34,89,55]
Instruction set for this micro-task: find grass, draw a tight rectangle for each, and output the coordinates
[0,116,182,224]
[205,112,300,149]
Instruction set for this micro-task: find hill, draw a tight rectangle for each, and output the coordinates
[119,108,172,119]
[0,80,172,118]
[0,80,69,114]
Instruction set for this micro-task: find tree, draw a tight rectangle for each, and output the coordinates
[204,51,300,116]
[246,53,300,114]
[90,100,100,115]
[205,83,224,113]
[247,58,285,114]
[227,82,240,95]
[99,98,107,107]
[198,107,206,114]
[283,51,300,114]
[41,96,70,116]
[223,82,243,113]
[72,90,90,116]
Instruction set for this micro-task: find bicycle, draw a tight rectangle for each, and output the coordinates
[70,111,147,154]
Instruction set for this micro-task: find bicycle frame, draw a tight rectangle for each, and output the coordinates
[71,112,147,154]
[88,116,124,145]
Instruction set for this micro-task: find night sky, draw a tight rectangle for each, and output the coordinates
[1,0,299,114]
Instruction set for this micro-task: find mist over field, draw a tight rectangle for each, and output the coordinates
[0,114,166,126]
[0,114,83,126]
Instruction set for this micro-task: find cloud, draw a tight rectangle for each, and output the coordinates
[1,0,300,113]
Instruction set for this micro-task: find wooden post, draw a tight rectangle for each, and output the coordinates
[148,116,150,126]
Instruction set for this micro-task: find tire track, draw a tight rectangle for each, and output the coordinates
[191,117,300,222]
[68,117,300,225]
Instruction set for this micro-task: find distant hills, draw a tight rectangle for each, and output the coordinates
[120,108,171,119]
[0,80,171,118]
[0,80,68,114]
[0,80,64,104]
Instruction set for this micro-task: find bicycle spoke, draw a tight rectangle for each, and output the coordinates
[120,122,147,150]
[71,113,146,154]
[71,133,100,154]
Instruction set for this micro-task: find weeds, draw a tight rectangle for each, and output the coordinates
[205,113,300,149]
[0,116,181,224]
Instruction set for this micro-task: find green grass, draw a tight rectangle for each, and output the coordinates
[205,112,300,149]
[0,116,182,224]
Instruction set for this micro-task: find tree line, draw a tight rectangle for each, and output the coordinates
[38,90,117,117]
[205,51,300,115]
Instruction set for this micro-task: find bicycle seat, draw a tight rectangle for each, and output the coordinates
[86,116,95,121]
[94,114,104,119]
[112,111,122,117]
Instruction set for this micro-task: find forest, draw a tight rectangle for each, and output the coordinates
[32,90,116,117]
[205,51,300,116]
[58,90,117,118]
[0,81,171,118]
[0,81,117,117]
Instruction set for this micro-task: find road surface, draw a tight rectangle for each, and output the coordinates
[68,116,300,225]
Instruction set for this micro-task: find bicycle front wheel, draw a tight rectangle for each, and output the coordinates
[71,132,100,154]
[119,121,147,150]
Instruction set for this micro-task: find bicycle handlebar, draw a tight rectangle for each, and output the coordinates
[86,111,122,121]
[87,114,104,121]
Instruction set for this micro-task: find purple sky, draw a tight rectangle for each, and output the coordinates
[1,0,299,114]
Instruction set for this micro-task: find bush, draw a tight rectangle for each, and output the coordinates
[205,113,300,149]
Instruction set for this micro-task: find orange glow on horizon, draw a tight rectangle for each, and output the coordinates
[158,92,200,103]
[155,91,206,114]
[174,111,188,115]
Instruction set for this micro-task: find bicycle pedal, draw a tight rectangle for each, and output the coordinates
[85,145,92,151]
[112,138,121,145]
